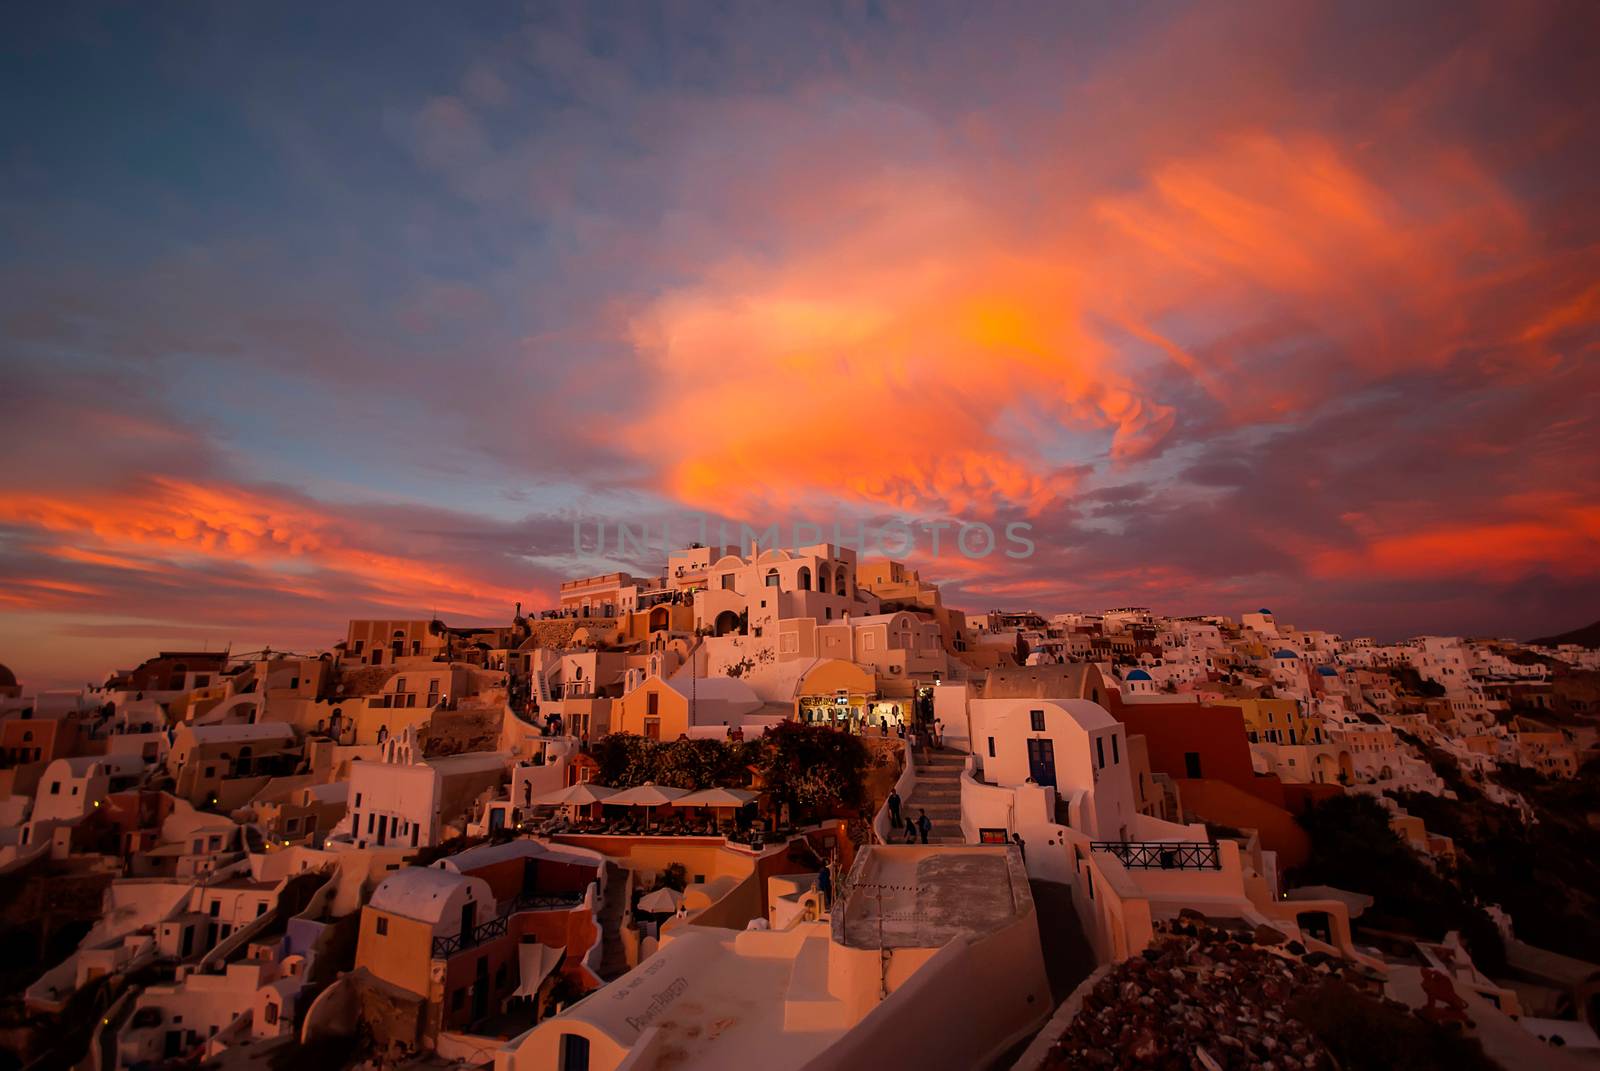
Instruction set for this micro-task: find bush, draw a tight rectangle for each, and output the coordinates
[586,726,866,820]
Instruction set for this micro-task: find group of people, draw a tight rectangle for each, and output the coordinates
[885,788,932,843]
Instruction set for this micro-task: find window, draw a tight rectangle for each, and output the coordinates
[209,901,221,917]
[1111,734,1120,765]
[374,915,389,937]
[721,574,735,590]
[49,781,60,795]
[1096,737,1105,768]
[1029,709,1046,732]
[264,1002,279,1026]
[560,1034,591,1071]
[987,736,996,758]
[256,901,268,917]
[646,692,659,717]
[1184,752,1203,778]
[354,793,362,807]
[765,570,780,588]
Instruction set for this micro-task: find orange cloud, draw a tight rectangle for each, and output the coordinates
[617,128,1590,520]
[0,479,530,615]
[1309,500,1600,582]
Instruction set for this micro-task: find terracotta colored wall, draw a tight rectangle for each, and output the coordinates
[1173,778,1310,869]
[460,856,596,902]
[1111,700,1275,803]
[1280,781,1342,816]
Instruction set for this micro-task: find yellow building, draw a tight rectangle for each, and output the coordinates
[1231,697,1324,746]
[612,674,760,739]
[795,659,879,730]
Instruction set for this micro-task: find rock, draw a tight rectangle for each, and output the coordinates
[1253,924,1288,946]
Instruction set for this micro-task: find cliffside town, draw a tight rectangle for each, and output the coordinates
[1,546,1597,1070]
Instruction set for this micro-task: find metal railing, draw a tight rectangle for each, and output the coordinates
[1090,840,1221,871]
[430,890,585,958]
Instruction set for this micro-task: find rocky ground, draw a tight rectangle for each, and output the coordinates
[1042,915,1382,1070]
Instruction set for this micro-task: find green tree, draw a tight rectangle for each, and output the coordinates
[589,733,658,787]
[659,862,689,892]
[654,737,731,789]
[755,722,868,820]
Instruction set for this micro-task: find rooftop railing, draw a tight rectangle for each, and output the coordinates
[430,890,585,958]
[1090,840,1221,871]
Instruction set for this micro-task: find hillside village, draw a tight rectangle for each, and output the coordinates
[1,542,1598,1070]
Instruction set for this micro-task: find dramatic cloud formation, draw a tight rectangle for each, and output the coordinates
[1,1,1596,685]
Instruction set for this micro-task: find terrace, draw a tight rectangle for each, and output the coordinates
[430,889,587,959]
[1089,840,1222,871]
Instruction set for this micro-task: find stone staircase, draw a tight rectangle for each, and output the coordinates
[903,749,967,844]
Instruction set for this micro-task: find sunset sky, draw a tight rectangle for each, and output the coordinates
[3,2,1597,687]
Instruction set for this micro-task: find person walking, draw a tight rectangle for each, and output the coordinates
[887,788,902,831]
[816,861,833,911]
[917,810,931,844]
[1012,832,1027,863]
[903,815,918,843]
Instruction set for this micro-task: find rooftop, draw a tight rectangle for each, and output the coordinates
[837,845,1031,949]
[532,926,845,1071]
[369,866,477,924]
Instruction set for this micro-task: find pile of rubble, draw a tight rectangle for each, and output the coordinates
[1043,914,1368,1070]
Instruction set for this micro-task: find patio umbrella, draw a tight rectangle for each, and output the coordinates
[533,782,618,807]
[637,886,683,914]
[511,942,564,998]
[605,783,690,830]
[676,787,757,808]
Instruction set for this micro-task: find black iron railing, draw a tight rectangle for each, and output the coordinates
[1090,840,1221,871]
[430,890,585,958]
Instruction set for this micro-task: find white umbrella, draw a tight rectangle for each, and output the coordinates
[606,784,691,807]
[637,887,683,914]
[676,787,757,808]
[533,783,618,807]
[606,783,690,831]
[511,942,564,998]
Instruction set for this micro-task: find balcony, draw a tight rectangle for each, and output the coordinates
[430,890,585,958]
[1090,840,1221,871]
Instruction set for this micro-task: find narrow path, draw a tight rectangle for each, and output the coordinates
[1028,879,1096,1004]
